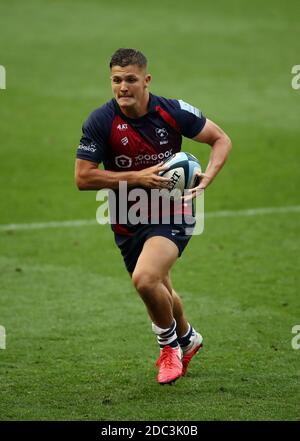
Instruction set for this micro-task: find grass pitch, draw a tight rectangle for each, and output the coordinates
[0,0,299,421]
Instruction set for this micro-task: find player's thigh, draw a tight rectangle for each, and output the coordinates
[134,236,179,280]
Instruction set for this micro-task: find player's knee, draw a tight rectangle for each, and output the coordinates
[132,270,159,297]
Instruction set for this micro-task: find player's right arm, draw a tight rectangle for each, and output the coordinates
[75,105,170,190]
[75,159,170,190]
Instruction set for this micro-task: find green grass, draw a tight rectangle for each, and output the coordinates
[0,0,300,421]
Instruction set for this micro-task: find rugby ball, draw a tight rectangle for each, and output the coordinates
[160,152,202,195]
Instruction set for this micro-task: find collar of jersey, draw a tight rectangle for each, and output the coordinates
[113,93,157,121]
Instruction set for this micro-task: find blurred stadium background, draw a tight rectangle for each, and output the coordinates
[0,0,299,420]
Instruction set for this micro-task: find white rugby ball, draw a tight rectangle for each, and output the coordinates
[159,152,202,195]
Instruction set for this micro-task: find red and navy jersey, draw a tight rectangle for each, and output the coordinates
[76,93,206,234]
[76,93,206,169]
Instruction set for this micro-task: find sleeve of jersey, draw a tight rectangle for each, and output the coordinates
[76,110,109,164]
[170,99,207,138]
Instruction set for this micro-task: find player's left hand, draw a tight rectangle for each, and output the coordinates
[181,171,210,201]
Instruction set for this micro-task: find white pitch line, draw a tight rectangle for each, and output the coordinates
[0,219,97,231]
[205,205,300,218]
[0,205,299,232]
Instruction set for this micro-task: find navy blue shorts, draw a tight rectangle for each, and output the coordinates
[114,223,194,273]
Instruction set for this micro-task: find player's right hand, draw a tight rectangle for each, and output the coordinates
[136,162,171,189]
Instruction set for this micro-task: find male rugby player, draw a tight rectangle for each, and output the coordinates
[75,48,231,385]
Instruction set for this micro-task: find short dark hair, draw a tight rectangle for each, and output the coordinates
[109,48,147,69]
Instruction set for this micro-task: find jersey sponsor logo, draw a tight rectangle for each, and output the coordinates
[135,149,173,166]
[115,155,132,168]
[178,99,201,117]
[115,149,173,168]
[117,123,128,130]
[78,143,97,153]
[121,136,129,146]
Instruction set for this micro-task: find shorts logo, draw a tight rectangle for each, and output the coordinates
[115,155,132,168]
[121,137,129,146]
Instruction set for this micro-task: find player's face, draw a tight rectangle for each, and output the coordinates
[110,64,151,115]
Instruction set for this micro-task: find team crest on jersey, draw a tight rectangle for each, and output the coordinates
[155,128,169,145]
[155,127,168,140]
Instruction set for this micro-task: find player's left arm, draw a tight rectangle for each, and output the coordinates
[192,118,232,191]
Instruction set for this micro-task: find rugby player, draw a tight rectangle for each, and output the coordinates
[75,48,232,385]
